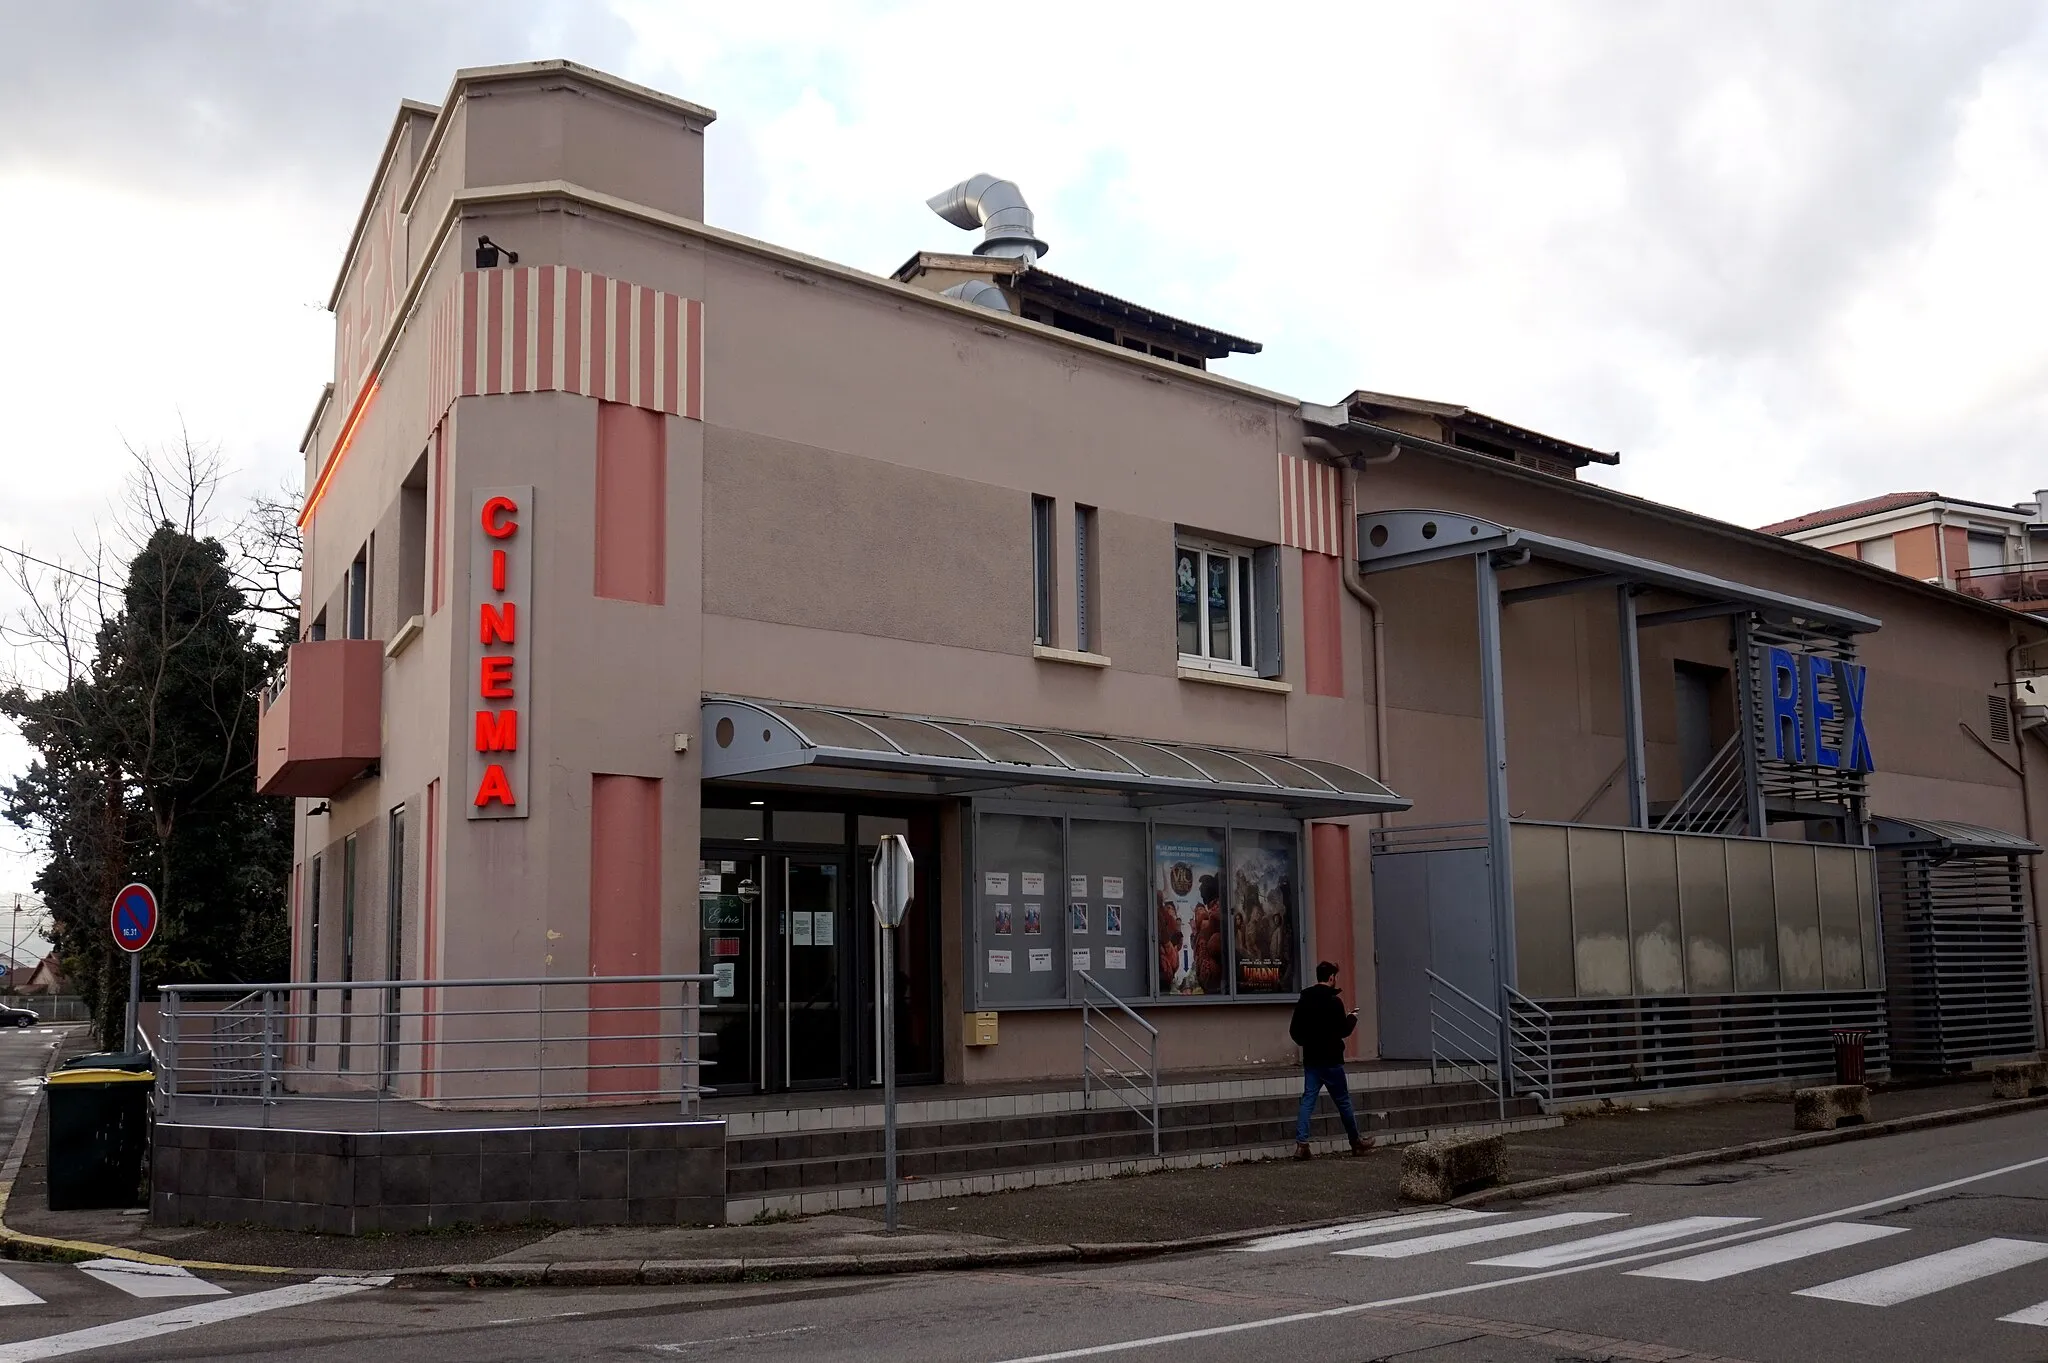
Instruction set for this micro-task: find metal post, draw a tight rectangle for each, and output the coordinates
[126,951,141,1054]
[261,988,277,1125]
[881,923,898,1232]
[1618,586,1649,829]
[1475,551,1518,1073]
[1735,614,1767,835]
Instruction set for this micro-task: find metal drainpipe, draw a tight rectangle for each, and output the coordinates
[1935,506,1950,588]
[1302,435,1399,820]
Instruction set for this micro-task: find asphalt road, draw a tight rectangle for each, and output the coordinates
[6,1064,2048,1360]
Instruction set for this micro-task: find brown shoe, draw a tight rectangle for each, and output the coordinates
[1349,1138,1371,1156]
[1294,1142,1312,1160]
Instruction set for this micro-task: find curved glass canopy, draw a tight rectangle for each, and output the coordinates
[700,696,1407,818]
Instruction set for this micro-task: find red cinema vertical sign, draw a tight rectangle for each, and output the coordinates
[469,486,533,820]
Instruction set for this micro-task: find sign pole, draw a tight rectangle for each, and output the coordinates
[882,921,897,1233]
[109,883,160,1055]
[870,835,914,1235]
[127,952,141,1054]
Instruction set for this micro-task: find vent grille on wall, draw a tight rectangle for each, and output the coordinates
[1989,693,2014,745]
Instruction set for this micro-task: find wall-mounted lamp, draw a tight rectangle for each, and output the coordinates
[475,235,520,268]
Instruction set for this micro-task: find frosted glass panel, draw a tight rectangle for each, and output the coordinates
[1512,824,1576,998]
[1568,828,1631,997]
[1676,835,1734,993]
[1625,833,1684,995]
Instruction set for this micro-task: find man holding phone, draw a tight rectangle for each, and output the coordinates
[1288,960,1367,1158]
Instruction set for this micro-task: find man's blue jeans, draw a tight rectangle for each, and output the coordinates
[1297,1064,1362,1144]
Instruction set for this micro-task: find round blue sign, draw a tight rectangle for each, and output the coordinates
[110,882,158,954]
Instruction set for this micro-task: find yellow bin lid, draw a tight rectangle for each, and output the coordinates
[46,1069,155,1086]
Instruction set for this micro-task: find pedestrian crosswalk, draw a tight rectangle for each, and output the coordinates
[0,1258,234,1309]
[1237,1206,2048,1328]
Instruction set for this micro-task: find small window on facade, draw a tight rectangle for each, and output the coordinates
[1968,532,2005,572]
[1859,535,1897,572]
[346,546,369,640]
[1032,495,1054,646]
[1075,505,1098,654]
[1176,538,1255,673]
[309,609,327,642]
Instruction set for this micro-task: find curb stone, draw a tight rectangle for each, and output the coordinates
[1452,1092,2048,1209]
[6,1082,2044,1285]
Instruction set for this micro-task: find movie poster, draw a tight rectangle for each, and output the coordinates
[1154,827,1225,995]
[1230,831,1297,993]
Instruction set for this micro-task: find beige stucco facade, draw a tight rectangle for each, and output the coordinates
[272,60,2048,1105]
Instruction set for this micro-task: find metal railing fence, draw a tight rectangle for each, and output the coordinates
[1424,969,1505,1118]
[1502,989,1888,1106]
[1076,969,1160,1156]
[1654,734,1746,835]
[157,974,712,1128]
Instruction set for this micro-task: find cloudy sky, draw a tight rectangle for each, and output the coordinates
[4,1,2048,889]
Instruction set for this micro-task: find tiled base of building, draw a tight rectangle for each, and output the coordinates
[723,1112,1563,1222]
[150,1120,727,1233]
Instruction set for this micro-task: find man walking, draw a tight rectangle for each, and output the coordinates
[1290,960,1366,1158]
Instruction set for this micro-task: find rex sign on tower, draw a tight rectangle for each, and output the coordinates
[469,486,532,819]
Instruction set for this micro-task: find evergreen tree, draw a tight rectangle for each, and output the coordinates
[3,454,294,1047]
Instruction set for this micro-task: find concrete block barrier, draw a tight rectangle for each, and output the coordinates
[1990,1060,2048,1100]
[1399,1133,1506,1202]
[1793,1083,1870,1131]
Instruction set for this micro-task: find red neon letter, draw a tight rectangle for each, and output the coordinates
[479,602,517,645]
[474,763,516,808]
[481,496,520,539]
[474,709,519,752]
[480,655,515,699]
[491,549,507,591]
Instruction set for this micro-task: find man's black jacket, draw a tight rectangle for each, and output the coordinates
[1289,982,1356,1068]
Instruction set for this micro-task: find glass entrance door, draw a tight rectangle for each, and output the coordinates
[780,857,847,1088]
[698,850,850,1093]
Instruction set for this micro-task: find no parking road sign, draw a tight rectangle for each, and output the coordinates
[110,883,158,954]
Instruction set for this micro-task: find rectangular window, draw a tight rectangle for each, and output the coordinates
[1032,495,1054,646]
[309,609,327,642]
[399,450,429,623]
[1176,538,1261,673]
[346,546,368,640]
[306,852,324,1055]
[1968,532,2005,571]
[340,832,357,1070]
[1074,505,1098,654]
[429,424,448,615]
[384,805,406,1085]
[1859,535,1897,572]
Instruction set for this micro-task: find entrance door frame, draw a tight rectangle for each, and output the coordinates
[700,792,944,1095]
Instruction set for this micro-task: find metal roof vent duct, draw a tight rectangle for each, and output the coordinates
[927,174,1048,262]
[941,279,1011,313]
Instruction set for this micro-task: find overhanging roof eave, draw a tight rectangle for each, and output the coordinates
[1355,509,1881,635]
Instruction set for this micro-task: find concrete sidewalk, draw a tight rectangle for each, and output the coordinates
[5,1070,2036,1281]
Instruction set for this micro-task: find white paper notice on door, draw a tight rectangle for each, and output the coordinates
[1071,948,1091,972]
[1069,875,1088,898]
[1028,948,1053,972]
[1102,876,1125,900]
[791,912,813,946]
[984,871,1011,896]
[712,962,736,999]
[812,912,835,947]
[1105,947,1127,970]
[988,949,1013,975]
[1020,872,1045,896]
[698,871,722,893]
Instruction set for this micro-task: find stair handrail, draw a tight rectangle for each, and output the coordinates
[1502,985,1556,1110]
[1425,969,1504,1119]
[1076,969,1159,1157]
[1655,733,1745,834]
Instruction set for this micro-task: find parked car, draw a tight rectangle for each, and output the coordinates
[0,1004,39,1027]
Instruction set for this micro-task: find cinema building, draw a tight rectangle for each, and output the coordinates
[193,60,2048,1227]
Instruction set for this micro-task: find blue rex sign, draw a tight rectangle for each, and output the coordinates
[1766,647,1873,772]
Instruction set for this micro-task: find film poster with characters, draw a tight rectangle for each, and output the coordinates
[1231,832,1296,993]
[1154,829,1225,995]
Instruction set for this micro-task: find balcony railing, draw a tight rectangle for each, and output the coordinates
[1954,560,2048,605]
